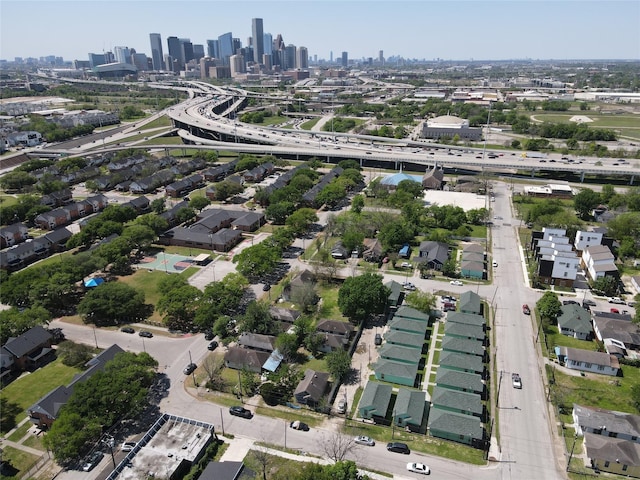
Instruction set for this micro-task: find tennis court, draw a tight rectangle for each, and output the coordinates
[135,253,194,274]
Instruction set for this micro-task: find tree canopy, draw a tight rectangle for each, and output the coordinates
[338,273,390,323]
[77,282,148,326]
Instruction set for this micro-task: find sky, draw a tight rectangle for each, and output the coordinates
[1,0,639,62]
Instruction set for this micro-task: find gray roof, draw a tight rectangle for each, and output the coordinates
[459,291,482,314]
[224,347,270,370]
[378,344,423,364]
[269,307,300,323]
[394,306,431,322]
[294,369,329,403]
[559,347,619,369]
[584,432,640,467]
[388,317,428,335]
[435,368,484,392]
[316,319,354,336]
[28,385,72,419]
[446,312,486,327]
[431,386,483,416]
[200,461,255,480]
[438,351,485,373]
[592,316,640,346]
[359,381,392,415]
[395,388,426,425]
[444,322,485,341]
[427,408,484,440]
[384,330,425,349]
[574,404,640,438]
[69,344,125,386]
[463,243,485,253]
[374,359,419,382]
[3,326,52,358]
[418,241,449,265]
[238,333,276,352]
[558,304,593,334]
[385,280,403,304]
[441,336,485,357]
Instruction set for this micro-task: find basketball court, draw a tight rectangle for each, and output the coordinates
[135,253,195,274]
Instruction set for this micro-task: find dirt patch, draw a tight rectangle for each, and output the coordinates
[569,115,593,123]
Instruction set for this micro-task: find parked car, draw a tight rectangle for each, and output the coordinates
[229,406,252,419]
[492,261,498,267]
[609,297,626,304]
[443,302,456,312]
[207,341,219,351]
[450,280,463,286]
[354,435,375,446]
[402,282,416,291]
[262,283,271,291]
[387,442,410,454]
[562,300,579,305]
[401,262,412,269]
[374,333,382,346]
[289,420,309,431]
[582,299,597,307]
[121,442,137,452]
[522,304,530,315]
[512,373,522,389]
[628,301,637,307]
[336,398,347,414]
[139,331,153,338]
[183,363,197,375]
[82,451,104,472]
[204,331,214,341]
[406,462,430,475]
[610,308,620,314]
[121,327,135,334]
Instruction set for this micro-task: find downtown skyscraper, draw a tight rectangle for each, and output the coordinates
[251,18,264,64]
[149,33,163,71]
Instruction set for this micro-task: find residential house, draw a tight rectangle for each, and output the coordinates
[421,167,444,190]
[416,241,449,271]
[231,211,265,232]
[316,319,354,339]
[373,359,419,387]
[394,306,431,323]
[394,388,426,432]
[574,230,604,253]
[444,312,486,328]
[159,227,243,252]
[584,433,640,478]
[592,312,640,351]
[199,461,255,480]
[237,333,276,352]
[0,223,29,248]
[269,307,301,330]
[301,166,343,208]
[1,347,15,384]
[427,408,485,448]
[331,242,348,259]
[40,188,72,207]
[384,330,425,351]
[283,269,316,302]
[573,404,640,444]
[358,381,392,421]
[435,368,485,396]
[460,260,485,279]
[441,337,486,359]
[378,344,422,365]
[34,207,72,230]
[2,326,53,372]
[362,238,384,262]
[582,244,618,281]
[555,347,620,376]
[461,251,485,264]
[557,304,593,340]
[223,347,270,373]
[459,291,482,315]
[431,386,484,419]
[438,351,486,377]
[294,369,329,407]
[444,322,486,344]
[385,280,404,311]
[121,196,150,213]
[318,333,349,353]
[388,317,428,336]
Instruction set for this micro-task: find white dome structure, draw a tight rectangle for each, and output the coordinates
[426,115,469,129]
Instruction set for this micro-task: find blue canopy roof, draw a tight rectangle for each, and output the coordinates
[84,278,105,288]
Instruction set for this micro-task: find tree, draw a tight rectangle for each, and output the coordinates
[189,196,210,211]
[77,282,147,326]
[404,290,437,314]
[321,432,358,462]
[342,228,364,254]
[233,243,281,280]
[592,276,619,296]
[57,341,93,368]
[239,301,278,335]
[442,258,458,277]
[201,355,226,391]
[377,220,413,251]
[156,284,202,331]
[536,291,562,323]
[266,201,296,224]
[286,208,318,235]
[351,195,364,214]
[338,273,390,323]
[573,188,600,220]
[290,281,319,314]
[326,349,352,382]
[275,333,299,362]
[150,198,166,214]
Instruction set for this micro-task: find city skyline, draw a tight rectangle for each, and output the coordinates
[1,1,639,63]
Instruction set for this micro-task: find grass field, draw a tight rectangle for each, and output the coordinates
[531,112,640,141]
[141,116,172,130]
[300,118,320,130]
[0,445,41,479]
[0,357,81,434]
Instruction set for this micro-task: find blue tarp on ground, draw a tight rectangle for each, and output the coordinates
[84,278,105,288]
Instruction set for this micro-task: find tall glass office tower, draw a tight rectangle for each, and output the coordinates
[251,18,264,64]
[149,33,163,71]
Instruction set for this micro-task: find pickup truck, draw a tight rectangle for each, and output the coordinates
[512,373,522,389]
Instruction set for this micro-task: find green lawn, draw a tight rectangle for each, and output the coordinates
[7,421,32,442]
[0,445,41,479]
[315,284,346,319]
[257,115,289,126]
[300,118,320,130]
[544,325,599,356]
[141,116,172,129]
[118,269,166,317]
[0,358,81,434]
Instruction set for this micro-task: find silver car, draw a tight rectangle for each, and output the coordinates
[354,435,375,446]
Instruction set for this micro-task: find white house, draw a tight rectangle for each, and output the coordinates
[542,227,567,240]
[573,404,640,444]
[582,244,617,281]
[556,346,620,376]
[549,251,580,281]
[574,230,604,253]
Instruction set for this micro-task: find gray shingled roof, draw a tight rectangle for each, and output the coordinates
[444,322,485,341]
[558,304,593,335]
[394,306,431,322]
[3,326,52,358]
[459,291,482,314]
[378,344,423,364]
[384,330,425,349]
[388,317,429,335]
[431,386,483,416]
[446,312,486,327]
[374,359,419,383]
[441,337,485,357]
[359,381,392,416]
[428,408,484,440]
[395,388,426,426]
[435,369,484,393]
[438,351,485,373]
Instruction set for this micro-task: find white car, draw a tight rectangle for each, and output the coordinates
[354,435,375,446]
[492,261,498,267]
[406,462,430,475]
[450,280,463,286]
[121,441,137,452]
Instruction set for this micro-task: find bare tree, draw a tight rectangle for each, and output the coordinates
[201,355,225,390]
[320,431,358,463]
[248,446,271,480]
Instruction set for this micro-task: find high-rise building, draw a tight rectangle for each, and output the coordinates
[132,52,148,71]
[206,39,219,59]
[167,36,183,71]
[341,51,348,67]
[200,57,217,79]
[263,33,272,56]
[251,18,264,64]
[262,54,272,70]
[180,39,194,64]
[284,44,296,70]
[330,51,333,63]
[114,46,131,64]
[218,32,234,65]
[193,44,205,61]
[88,53,106,68]
[149,33,163,70]
[230,54,245,77]
[296,46,308,69]
[232,38,242,55]
[378,50,384,64]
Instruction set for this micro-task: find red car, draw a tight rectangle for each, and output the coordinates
[522,304,530,315]
[610,308,620,314]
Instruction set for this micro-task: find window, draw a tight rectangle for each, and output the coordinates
[584,363,592,368]
[623,465,628,471]
[604,461,610,468]
[598,365,604,371]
